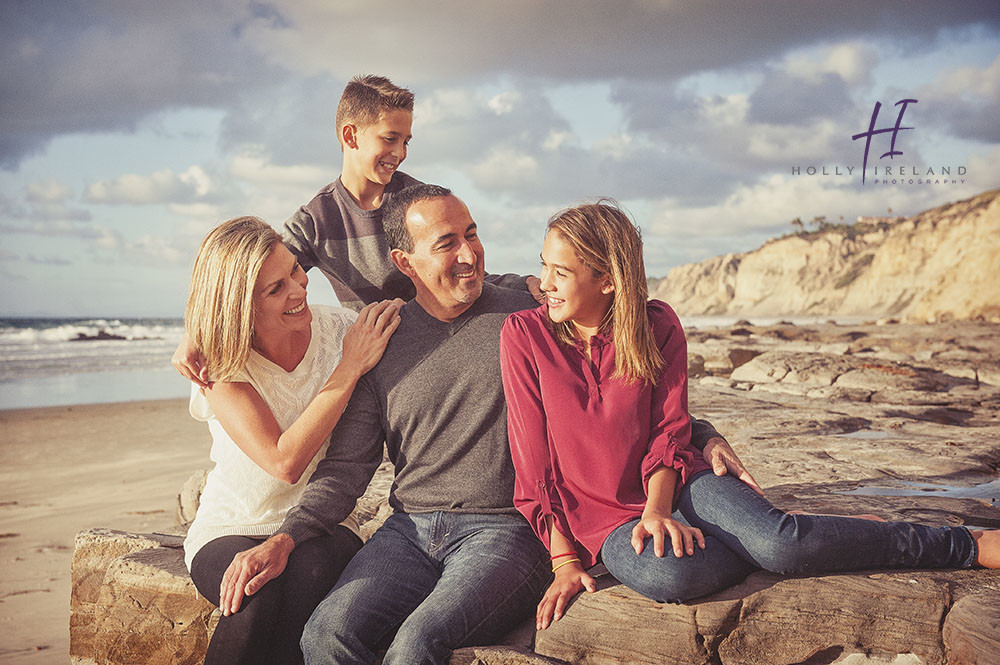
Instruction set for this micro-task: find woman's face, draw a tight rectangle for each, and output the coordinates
[539,231,613,332]
[252,242,311,342]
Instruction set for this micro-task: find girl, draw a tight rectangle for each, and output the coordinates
[182,216,400,664]
[499,200,999,631]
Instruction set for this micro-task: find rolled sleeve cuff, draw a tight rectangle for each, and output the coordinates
[641,440,698,497]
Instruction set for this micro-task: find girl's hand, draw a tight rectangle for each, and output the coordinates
[631,513,705,558]
[537,562,596,630]
[339,300,401,376]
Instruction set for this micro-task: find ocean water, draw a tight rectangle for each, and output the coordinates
[0,313,866,410]
[0,317,191,410]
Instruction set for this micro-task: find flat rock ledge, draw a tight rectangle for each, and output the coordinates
[72,321,1000,664]
[70,523,1000,665]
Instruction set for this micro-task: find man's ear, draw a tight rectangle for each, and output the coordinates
[390,248,415,277]
[341,124,358,150]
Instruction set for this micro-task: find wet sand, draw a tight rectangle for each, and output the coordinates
[0,399,209,664]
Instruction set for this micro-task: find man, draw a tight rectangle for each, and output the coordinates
[219,184,759,664]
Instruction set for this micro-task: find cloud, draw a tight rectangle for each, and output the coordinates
[917,54,1000,142]
[1,0,278,168]
[239,1,999,84]
[25,179,73,203]
[3,1,996,170]
[646,170,987,242]
[27,254,72,266]
[747,71,854,125]
[612,82,864,175]
[0,194,28,218]
[229,150,328,187]
[0,220,102,238]
[84,166,217,205]
[413,86,741,206]
[4,179,93,221]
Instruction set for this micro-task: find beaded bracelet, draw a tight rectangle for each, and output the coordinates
[552,558,581,573]
[550,552,577,561]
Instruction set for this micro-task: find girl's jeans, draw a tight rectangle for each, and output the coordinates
[602,470,977,602]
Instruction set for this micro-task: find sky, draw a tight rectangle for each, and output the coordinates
[1,1,998,317]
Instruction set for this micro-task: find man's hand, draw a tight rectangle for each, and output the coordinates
[219,534,295,615]
[702,437,764,496]
[526,275,545,303]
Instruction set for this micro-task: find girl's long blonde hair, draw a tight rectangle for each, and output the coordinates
[184,216,280,382]
[546,199,663,385]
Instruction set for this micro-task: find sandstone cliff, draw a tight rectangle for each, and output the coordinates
[651,188,1000,322]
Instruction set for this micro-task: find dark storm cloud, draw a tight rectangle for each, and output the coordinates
[243,1,999,85]
[747,71,855,125]
[0,0,279,168]
[2,0,996,171]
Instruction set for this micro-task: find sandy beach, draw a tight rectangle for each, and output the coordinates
[3,320,999,664]
[0,398,209,665]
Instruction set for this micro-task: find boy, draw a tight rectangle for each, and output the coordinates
[174,75,535,385]
[282,75,421,311]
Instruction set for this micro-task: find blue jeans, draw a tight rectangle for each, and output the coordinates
[300,511,550,665]
[602,470,978,603]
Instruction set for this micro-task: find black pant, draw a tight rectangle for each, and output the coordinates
[190,527,362,665]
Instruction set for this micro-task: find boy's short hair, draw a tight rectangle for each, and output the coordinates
[383,184,453,253]
[336,75,414,145]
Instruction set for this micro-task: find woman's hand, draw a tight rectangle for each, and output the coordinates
[536,562,596,630]
[340,300,402,377]
[631,512,705,558]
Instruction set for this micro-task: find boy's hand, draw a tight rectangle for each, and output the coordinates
[526,275,545,303]
[172,333,210,389]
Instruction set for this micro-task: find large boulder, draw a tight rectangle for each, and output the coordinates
[535,569,1000,665]
[70,528,216,665]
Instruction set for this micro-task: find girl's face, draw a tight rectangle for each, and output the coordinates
[252,242,312,343]
[539,231,613,334]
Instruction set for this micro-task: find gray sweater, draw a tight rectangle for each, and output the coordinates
[278,284,723,545]
[283,172,527,311]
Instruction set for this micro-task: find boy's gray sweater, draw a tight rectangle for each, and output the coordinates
[283,172,526,311]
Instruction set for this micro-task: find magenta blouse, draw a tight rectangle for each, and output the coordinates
[499,300,710,568]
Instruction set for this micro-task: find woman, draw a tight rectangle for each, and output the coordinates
[182,216,400,665]
[499,200,999,631]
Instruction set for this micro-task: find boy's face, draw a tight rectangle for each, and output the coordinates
[346,109,412,187]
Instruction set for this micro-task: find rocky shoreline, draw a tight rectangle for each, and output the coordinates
[70,319,1000,664]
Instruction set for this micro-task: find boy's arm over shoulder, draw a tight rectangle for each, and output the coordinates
[281,207,322,272]
[485,273,545,303]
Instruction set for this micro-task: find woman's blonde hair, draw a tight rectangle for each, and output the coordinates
[184,216,281,382]
[546,199,663,385]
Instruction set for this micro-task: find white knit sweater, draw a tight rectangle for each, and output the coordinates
[184,305,361,570]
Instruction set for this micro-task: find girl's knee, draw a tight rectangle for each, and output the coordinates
[749,518,819,574]
[603,553,705,603]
